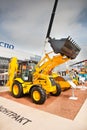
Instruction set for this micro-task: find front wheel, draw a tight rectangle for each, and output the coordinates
[50,84,61,96]
[31,86,46,104]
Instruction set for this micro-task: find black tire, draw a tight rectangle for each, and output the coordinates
[11,81,23,98]
[51,84,61,96]
[31,86,46,104]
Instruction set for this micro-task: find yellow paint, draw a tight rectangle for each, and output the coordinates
[6,57,18,91]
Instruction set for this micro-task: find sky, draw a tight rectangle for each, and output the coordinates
[0,0,87,62]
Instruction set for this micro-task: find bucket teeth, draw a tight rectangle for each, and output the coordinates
[48,36,81,59]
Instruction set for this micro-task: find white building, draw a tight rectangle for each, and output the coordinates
[0,45,41,61]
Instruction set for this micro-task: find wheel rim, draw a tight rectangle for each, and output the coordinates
[13,85,19,95]
[33,91,40,101]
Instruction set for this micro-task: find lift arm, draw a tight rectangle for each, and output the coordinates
[33,36,81,81]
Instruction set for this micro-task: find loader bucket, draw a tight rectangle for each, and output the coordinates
[48,36,81,59]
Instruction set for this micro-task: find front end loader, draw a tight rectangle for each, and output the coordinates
[33,36,80,91]
[48,36,81,90]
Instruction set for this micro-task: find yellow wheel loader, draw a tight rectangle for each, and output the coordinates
[6,36,80,104]
[6,0,81,104]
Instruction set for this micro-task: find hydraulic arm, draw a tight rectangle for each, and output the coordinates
[34,36,81,79]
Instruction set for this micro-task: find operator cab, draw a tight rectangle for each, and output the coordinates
[17,60,37,82]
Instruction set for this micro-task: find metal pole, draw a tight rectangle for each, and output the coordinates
[46,0,59,38]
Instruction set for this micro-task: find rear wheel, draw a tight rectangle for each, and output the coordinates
[51,84,61,96]
[31,86,46,104]
[12,81,23,98]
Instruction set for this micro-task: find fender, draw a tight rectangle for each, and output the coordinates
[14,78,24,84]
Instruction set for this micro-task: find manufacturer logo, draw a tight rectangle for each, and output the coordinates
[0,42,14,49]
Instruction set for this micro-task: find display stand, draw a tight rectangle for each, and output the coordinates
[68,80,78,100]
[69,87,78,100]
